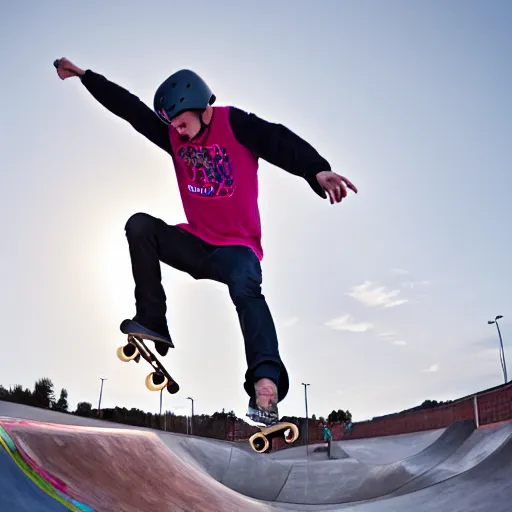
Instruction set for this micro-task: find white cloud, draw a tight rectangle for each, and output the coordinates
[401,280,430,289]
[282,316,298,327]
[378,332,407,345]
[347,281,408,308]
[423,364,440,373]
[325,314,373,332]
[378,332,396,339]
[392,268,409,275]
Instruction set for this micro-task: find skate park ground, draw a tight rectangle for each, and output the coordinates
[1,401,511,511]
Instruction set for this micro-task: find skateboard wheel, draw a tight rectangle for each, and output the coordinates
[249,432,270,453]
[166,381,179,394]
[283,424,300,444]
[145,371,168,392]
[117,343,140,362]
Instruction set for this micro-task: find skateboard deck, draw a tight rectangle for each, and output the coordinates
[117,330,179,395]
[249,422,300,453]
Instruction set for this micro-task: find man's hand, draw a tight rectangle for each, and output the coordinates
[53,58,85,80]
[316,170,358,204]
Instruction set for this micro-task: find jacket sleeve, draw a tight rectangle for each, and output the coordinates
[228,106,330,198]
[80,70,173,155]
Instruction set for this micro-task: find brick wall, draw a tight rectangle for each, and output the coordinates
[270,380,512,451]
[474,382,512,425]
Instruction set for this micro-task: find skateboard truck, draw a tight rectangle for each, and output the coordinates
[117,334,179,395]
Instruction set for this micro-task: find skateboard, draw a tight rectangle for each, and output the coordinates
[117,333,179,395]
[249,422,300,453]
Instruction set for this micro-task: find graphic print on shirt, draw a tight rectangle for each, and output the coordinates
[177,144,235,198]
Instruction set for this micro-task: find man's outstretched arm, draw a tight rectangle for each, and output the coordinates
[54,58,172,155]
[229,107,357,203]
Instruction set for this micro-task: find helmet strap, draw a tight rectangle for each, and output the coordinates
[191,109,210,140]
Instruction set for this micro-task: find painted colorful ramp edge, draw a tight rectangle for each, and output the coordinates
[0,418,94,512]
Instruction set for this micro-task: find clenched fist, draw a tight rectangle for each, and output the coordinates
[53,58,85,80]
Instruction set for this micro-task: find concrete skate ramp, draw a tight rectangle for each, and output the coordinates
[329,428,512,512]
[387,421,512,497]
[0,449,69,511]
[1,402,512,511]
[312,443,350,459]
[267,427,445,463]
[337,427,446,464]
[148,419,475,504]
[0,418,268,512]
[266,419,476,505]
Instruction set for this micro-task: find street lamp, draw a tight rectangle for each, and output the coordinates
[159,388,166,431]
[488,315,507,383]
[98,378,107,417]
[302,383,310,455]
[187,397,194,435]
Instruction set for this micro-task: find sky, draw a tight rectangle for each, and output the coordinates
[1,1,511,424]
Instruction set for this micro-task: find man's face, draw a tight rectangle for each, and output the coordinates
[171,110,201,141]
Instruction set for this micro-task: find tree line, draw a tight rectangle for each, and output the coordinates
[0,376,354,442]
[1,376,450,444]
[0,378,70,412]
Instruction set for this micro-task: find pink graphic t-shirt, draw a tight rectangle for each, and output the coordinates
[168,106,264,260]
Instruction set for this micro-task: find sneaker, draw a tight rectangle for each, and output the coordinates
[120,319,173,357]
[246,377,279,426]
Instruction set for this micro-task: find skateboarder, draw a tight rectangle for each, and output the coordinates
[54,58,357,426]
[322,423,333,442]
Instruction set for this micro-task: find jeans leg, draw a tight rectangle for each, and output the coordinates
[205,246,289,402]
[124,212,213,338]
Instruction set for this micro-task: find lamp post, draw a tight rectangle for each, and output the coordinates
[302,383,310,456]
[98,378,107,418]
[159,389,166,431]
[187,397,194,435]
[488,315,507,383]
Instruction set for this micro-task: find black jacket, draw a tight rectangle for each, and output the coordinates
[80,70,330,198]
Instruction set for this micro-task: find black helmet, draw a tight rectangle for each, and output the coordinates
[153,69,216,124]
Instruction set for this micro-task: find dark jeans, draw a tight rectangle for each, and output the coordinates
[124,212,289,402]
